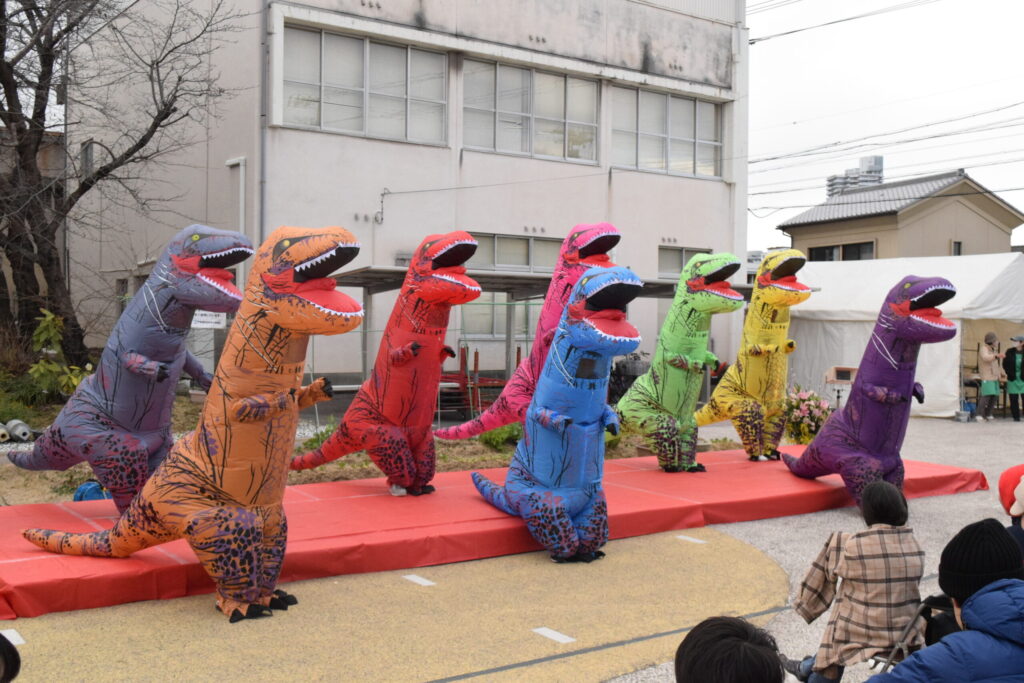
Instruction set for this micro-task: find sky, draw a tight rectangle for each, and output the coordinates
[743,0,1024,251]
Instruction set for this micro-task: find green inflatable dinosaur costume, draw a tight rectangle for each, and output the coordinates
[695,249,811,461]
[617,253,744,472]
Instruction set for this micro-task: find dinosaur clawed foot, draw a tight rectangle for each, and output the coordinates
[662,462,706,473]
[551,549,606,564]
[406,484,436,496]
[764,449,782,461]
[226,604,273,624]
[268,589,299,610]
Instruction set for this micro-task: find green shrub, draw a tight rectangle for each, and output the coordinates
[299,417,337,453]
[604,429,622,450]
[0,394,35,424]
[478,422,523,451]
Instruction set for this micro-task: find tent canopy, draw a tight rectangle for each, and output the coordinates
[788,252,1024,418]
[794,252,1024,323]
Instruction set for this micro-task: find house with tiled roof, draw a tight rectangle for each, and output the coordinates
[777,167,1024,261]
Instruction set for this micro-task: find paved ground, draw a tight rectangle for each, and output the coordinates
[1,417,1014,682]
[611,416,1016,683]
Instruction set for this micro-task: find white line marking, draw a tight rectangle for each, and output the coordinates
[57,503,106,531]
[676,535,708,544]
[402,574,436,586]
[1,629,25,645]
[533,627,576,644]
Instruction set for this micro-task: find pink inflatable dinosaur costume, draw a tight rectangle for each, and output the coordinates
[434,223,620,440]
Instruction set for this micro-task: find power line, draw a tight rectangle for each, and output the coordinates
[750,100,1024,165]
[749,155,1024,196]
[749,0,943,44]
[747,0,810,16]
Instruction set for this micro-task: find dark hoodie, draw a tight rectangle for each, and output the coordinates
[868,578,1024,682]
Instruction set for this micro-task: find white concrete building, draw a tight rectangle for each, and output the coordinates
[69,0,750,380]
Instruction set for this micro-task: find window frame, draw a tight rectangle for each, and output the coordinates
[657,246,712,279]
[467,233,561,274]
[808,241,875,262]
[281,26,449,146]
[611,84,723,179]
[461,58,599,165]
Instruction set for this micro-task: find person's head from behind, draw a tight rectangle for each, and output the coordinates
[0,632,20,683]
[939,518,1024,625]
[860,480,909,527]
[674,616,783,683]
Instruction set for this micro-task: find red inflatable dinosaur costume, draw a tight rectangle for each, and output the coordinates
[23,226,364,622]
[291,232,480,495]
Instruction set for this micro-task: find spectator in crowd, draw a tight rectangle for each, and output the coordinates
[976,332,1005,422]
[674,615,783,683]
[781,481,924,682]
[867,518,1024,682]
[1002,335,1024,421]
[998,464,1024,553]
[0,632,19,683]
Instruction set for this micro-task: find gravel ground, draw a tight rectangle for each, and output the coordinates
[609,416,1018,683]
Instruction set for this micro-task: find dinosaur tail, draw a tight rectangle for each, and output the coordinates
[22,508,156,558]
[471,472,516,515]
[290,425,358,471]
[434,365,534,440]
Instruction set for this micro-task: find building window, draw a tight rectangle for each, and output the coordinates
[283,26,447,144]
[467,234,561,273]
[808,242,874,262]
[461,292,534,338]
[611,86,722,177]
[115,278,128,315]
[463,59,598,162]
[952,240,963,256]
[657,246,711,278]
[80,140,94,177]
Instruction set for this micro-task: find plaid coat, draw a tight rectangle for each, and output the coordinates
[794,524,925,671]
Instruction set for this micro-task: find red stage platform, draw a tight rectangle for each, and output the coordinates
[0,446,987,619]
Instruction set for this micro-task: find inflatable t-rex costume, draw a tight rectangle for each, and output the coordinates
[617,252,744,472]
[695,249,811,461]
[9,225,253,512]
[23,226,364,622]
[784,276,956,503]
[434,223,620,440]
[473,266,642,561]
[291,232,481,495]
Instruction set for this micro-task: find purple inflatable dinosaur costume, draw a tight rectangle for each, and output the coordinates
[9,225,253,512]
[783,276,956,503]
[434,223,620,440]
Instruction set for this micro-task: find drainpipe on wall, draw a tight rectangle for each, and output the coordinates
[259,1,270,243]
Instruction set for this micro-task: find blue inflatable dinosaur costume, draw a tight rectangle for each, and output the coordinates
[472,266,642,562]
[9,225,253,512]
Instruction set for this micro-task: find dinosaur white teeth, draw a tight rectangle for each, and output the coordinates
[197,274,242,300]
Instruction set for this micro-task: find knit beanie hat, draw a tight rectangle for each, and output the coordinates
[939,518,1024,604]
[985,331,997,345]
[999,465,1024,517]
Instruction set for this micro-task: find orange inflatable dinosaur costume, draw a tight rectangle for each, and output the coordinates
[23,226,364,622]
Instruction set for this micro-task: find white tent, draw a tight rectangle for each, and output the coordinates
[788,253,1024,417]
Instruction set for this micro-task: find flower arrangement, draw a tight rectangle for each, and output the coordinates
[783,386,834,445]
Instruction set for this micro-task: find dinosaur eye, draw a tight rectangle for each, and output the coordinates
[191,234,200,241]
[283,240,291,247]
[904,282,912,289]
[272,236,308,261]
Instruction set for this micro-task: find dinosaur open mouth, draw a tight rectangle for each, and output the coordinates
[908,285,956,328]
[200,246,253,270]
[197,269,242,300]
[432,240,477,269]
[765,256,809,292]
[583,280,642,341]
[579,232,620,265]
[691,261,743,300]
[262,242,363,316]
[430,240,482,292]
[294,243,360,283]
